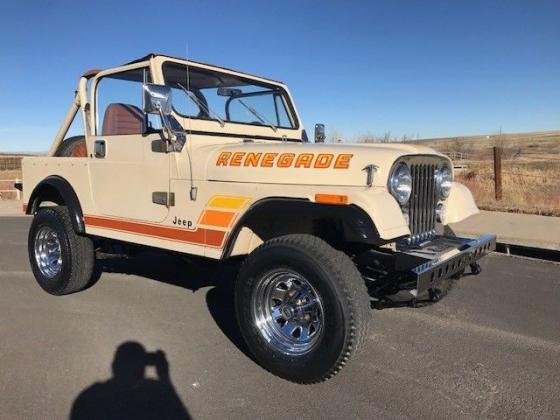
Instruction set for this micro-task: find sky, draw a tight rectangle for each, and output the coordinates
[1,0,559,152]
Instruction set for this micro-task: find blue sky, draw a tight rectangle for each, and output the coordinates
[1,0,559,151]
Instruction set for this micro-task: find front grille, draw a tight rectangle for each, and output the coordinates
[407,163,438,244]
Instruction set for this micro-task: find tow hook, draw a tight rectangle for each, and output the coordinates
[428,288,442,302]
[470,262,482,275]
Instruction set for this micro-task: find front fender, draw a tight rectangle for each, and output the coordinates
[351,188,410,240]
[441,182,479,224]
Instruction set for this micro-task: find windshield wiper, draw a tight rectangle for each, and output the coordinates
[176,83,225,127]
[236,99,278,132]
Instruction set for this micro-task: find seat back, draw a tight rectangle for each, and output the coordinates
[71,139,87,157]
[101,103,144,136]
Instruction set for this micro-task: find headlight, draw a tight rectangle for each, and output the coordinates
[435,164,453,199]
[389,163,412,205]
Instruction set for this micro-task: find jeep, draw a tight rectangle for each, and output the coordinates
[21,53,495,383]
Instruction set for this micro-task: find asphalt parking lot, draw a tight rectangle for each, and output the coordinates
[1,216,559,419]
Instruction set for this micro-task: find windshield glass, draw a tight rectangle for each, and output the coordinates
[162,62,296,129]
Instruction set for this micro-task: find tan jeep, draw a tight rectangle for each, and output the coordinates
[21,53,495,383]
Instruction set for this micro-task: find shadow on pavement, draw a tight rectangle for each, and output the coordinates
[70,341,191,420]
[98,250,252,359]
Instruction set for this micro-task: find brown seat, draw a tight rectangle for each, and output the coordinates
[102,103,144,136]
[71,140,87,157]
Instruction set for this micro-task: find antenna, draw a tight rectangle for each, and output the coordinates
[185,43,192,135]
[184,42,196,201]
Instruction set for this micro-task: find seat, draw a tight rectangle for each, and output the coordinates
[71,139,87,157]
[102,103,144,136]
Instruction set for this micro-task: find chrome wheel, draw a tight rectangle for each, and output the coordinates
[251,269,324,356]
[34,226,62,278]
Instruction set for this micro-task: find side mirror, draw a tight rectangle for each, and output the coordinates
[142,83,185,152]
[314,123,326,143]
[143,83,172,115]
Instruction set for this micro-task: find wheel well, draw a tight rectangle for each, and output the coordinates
[223,198,384,258]
[27,176,85,233]
[31,184,66,208]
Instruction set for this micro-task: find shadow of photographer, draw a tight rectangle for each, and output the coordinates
[70,341,191,420]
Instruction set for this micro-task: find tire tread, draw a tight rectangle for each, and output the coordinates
[237,234,370,383]
[29,206,95,295]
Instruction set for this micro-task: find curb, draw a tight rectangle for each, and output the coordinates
[452,230,559,252]
[453,231,560,262]
[495,242,560,263]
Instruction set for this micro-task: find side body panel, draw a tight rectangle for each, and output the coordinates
[22,157,95,216]
[87,133,171,223]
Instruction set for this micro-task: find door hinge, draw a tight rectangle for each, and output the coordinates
[152,192,175,207]
[190,186,198,201]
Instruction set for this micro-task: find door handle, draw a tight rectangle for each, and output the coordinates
[94,140,106,158]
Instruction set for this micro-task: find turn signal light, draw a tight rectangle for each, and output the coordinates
[314,194,348,205]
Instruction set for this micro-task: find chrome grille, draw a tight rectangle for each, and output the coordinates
[407,163,438,244]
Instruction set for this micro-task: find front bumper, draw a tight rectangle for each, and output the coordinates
[395,234,496,297]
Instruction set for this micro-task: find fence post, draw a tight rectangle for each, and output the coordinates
[15,178,21,201]
[493,146,502,201]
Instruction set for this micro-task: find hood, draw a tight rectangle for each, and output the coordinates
[205,142,447,187]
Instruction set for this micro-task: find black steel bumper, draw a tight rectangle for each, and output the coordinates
[396,234,496,297]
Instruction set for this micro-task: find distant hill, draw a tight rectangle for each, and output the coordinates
[0,152,44,156]
[412,130,560,162]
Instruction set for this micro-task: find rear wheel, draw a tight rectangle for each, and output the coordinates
[28,206,96,295]
[235,234,369,383]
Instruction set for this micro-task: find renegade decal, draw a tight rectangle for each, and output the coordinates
[216,152,353,169]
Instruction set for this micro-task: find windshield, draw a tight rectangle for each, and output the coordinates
[162,62,296,129]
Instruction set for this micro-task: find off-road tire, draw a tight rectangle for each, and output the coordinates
[28,206,96,295]
[235,234,370,383]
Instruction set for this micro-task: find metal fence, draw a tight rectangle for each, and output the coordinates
[0,156,23,171]
[444,151,472,162]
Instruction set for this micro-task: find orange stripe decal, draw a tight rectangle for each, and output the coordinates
[84,216,225,247]
[199,210,236,228]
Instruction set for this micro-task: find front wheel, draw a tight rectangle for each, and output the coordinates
[28,206,96,295]
[235,234,370,383]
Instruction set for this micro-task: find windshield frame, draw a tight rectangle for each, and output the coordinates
[161,60,300,132]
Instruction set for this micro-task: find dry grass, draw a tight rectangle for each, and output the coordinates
[414,130,560,216]
[457,162,560,216]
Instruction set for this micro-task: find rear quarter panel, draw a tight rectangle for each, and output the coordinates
[22,157,94,213]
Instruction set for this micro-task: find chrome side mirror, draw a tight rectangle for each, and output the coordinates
[143,83,172,115]
[142,83,185,151]
[314,123,326,143]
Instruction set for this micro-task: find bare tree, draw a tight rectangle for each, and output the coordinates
[327,128,344,144]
